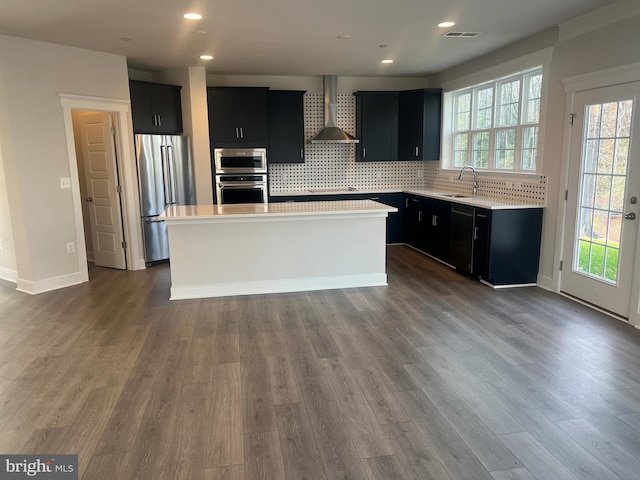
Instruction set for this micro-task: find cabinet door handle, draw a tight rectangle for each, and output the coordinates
[235,127,239,139]
[363,147,366,158]
[405,198,409,208]
[418,211,422,222]
[433,215,438,226]
[474,226,479,240]
[240,127,244,139]
[415,146,419,157]
[157,115,161,127]
[300,148,304,159]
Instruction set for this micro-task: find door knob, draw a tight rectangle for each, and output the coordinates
[624,212,636,220]
[86,197,93,202]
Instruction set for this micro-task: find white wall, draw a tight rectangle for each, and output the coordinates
[206,74,430,93]
[0,141,16,282]
[156,67,213,204]
[428,4,640,292]
[0,35,131,289]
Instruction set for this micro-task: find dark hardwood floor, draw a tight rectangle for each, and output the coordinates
[1,245,640,479]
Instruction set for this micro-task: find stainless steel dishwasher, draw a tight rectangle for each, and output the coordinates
[449,204,475,272]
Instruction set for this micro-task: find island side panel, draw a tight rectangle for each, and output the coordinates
[165,214,388,299]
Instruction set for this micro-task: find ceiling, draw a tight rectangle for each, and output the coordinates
[0,0,617,77]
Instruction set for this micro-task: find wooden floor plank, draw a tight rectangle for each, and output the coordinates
[404,362,521,472]
[497,431,578,480]
[319,356,396,459]
[207,363,244,468]
[556,417,640,480]
[481,380,620,480]
[243,430,286,480]
[203,465,243,480]
[274,402,327,480]
[382,421,453,480]
[398,389,494,480]
[298,375,370,480]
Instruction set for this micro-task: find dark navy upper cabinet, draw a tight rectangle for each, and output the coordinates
[207,87,269,147]
[398,88,442,161]
[267,90,306,164]
[354,91,399,162]
[129,80,183,134]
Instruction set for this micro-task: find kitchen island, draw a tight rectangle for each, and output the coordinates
[159,200,397,300]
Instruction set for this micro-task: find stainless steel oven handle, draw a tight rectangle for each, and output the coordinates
[219,182,266,188]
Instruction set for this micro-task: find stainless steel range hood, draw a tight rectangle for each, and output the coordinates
[310,75,359,144]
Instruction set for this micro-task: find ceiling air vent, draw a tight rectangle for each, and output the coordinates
[443,32,481,38]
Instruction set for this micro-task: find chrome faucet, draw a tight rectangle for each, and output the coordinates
[457,165,478,196]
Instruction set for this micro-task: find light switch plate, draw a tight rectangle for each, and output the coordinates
[60,177,71,189]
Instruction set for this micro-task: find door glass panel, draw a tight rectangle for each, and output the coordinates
[574,99,634,284]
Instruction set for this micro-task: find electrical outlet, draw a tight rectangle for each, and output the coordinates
[66,241,75,254]
[0,238,3,250]
[506,181,514,188]
[417,170,424,178]
[60,177,71,189]
[448,176,454,182]
[514,182,522,189]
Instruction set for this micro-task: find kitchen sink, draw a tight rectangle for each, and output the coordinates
[440,193,470,198]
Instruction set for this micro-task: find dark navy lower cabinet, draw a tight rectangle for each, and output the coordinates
[269,192,404,244]
[449,205,543,285]
[404,194,450,262]
[481,208,543,285]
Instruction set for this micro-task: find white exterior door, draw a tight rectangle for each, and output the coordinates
[77,112,126,270]
[561,82,640,318]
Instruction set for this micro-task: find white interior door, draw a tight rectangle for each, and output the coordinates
[77,112,126,269]
[561,82,640,318]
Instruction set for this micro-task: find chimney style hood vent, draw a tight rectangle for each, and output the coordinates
[310,75,359,144]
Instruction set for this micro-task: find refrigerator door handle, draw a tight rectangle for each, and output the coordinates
[160,145,171,206]
[167,145,178,205]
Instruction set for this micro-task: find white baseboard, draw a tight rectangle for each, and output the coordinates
[131,257,147,271]
[480,280,537,289]
[16,271,88,295]
[0,266,17,283]
[536,274,554,291]
[170,274,387,300]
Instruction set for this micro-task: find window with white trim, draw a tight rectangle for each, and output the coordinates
[445,66,543,173]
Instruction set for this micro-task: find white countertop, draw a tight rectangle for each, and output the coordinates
[270,188,404,196]
[404,189,544,210]
[271,188,544,210]
[160,200,398,221]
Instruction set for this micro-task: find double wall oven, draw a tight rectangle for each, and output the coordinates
[214,148,268,205]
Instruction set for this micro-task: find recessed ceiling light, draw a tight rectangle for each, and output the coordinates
[200,55,214,60]
[184,13,202,20]
[337,35,352,40]
[381,59,394,64]
[193,30,208,36]
[438,21,456,28]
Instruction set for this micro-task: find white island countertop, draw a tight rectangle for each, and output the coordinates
[160,200,398,223]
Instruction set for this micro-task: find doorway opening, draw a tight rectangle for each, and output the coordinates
[71,110,127,270]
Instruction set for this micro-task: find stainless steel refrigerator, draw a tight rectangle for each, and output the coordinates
[135,134,195,263]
